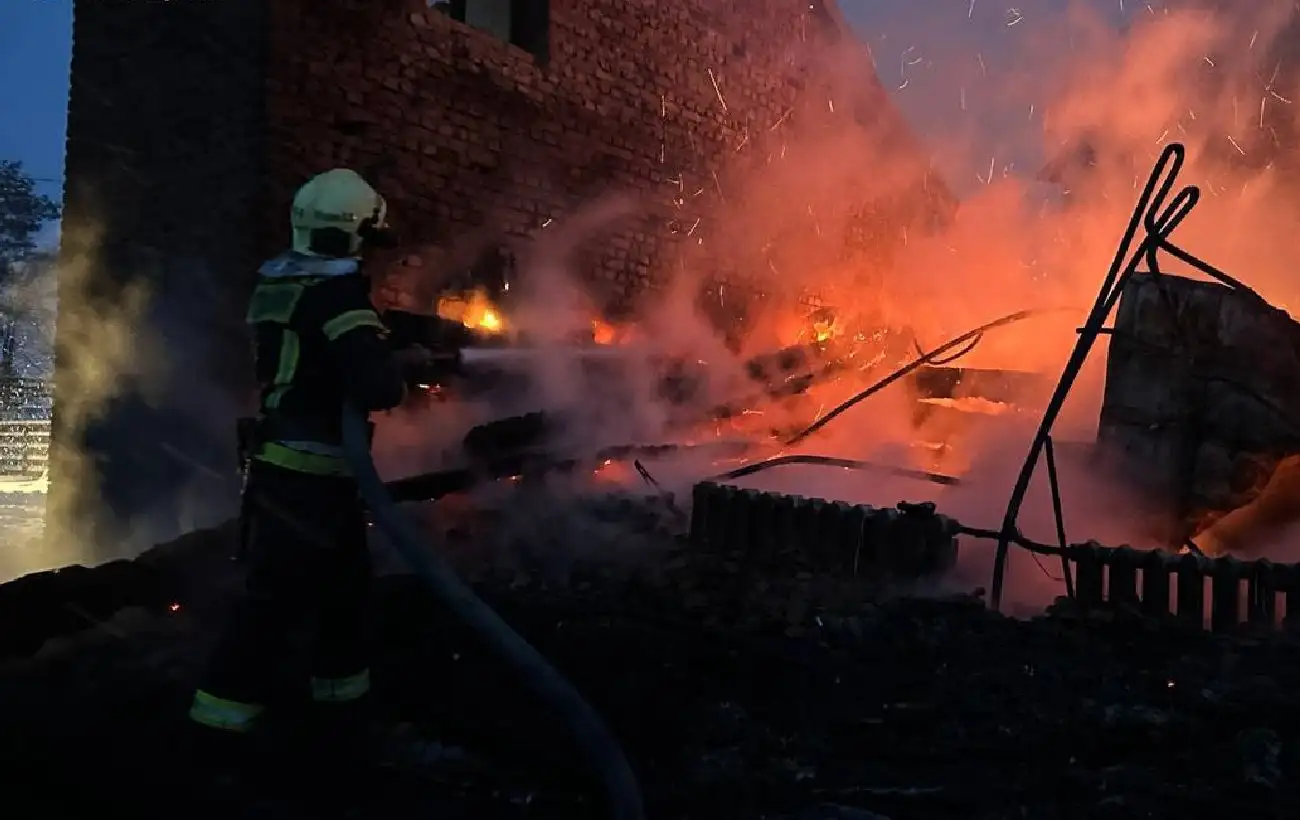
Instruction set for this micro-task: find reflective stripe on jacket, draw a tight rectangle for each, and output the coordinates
[189,690,265,733]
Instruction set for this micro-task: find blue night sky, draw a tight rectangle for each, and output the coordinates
[0,1,72,203]
[0,0,1131,231]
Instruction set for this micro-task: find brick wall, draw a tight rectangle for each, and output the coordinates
[56,0,268,551]
[264,0,926,319]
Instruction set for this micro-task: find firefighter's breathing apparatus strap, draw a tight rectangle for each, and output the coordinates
[323,309,385,341]
[339,404,645,820]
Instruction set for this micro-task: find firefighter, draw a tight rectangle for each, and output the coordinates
[188,168,431,761]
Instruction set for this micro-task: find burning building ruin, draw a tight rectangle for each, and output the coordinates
[49,0,1300,617]
[54,0,949,553]
[11,5,1300,812]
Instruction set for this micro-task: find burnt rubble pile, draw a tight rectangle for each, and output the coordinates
[1100,272,1300,538]
[1,501,1300,819]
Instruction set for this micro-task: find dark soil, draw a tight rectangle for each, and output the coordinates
[2,510,1300,820]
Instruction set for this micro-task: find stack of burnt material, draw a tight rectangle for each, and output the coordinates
[908,364,1049,461]
[437,342,843,463]
[1098,272,1300,547]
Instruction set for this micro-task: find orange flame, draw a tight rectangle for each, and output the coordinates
[591,318,618,345]
[592,458,633,482]
[811,316,841,343]
[437,287,506,334]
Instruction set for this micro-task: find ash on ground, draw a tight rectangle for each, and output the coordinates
[1,490,1299,820]
[390,480,685,584]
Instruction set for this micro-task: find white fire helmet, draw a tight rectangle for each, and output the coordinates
[289,168,390,258]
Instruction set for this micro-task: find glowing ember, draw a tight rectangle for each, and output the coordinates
[812,316,841,343]
[785,305,847,346]
[915,396,1013,416]
[591,318,618,345]
[807,306,846,345]
[592,458,633,482]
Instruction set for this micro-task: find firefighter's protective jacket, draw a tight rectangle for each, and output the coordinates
[246,251,407,475]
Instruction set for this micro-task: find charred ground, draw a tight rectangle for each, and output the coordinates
[1,494,1299,820]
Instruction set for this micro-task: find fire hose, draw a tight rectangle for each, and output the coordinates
[340,403,645,820]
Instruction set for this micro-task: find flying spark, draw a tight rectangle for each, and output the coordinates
[707,68,728,113]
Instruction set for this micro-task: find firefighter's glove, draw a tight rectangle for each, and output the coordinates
[394,344,437,387]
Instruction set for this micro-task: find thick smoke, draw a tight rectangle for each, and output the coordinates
[365,2,1300,612]
[729,0,1300,609]
[33,3,1293,601]
[4,198,246,582]
[0,251,57,581]
[40,214,154,573]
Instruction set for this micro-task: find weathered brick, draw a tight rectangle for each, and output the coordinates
[258,0,862,305]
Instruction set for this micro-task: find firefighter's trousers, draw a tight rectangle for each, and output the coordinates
[190,459,373,734]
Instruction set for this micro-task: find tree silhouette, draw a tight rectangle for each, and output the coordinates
[0,159,60,268]
[0,160,58,385]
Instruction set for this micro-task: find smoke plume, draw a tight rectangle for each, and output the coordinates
[371,2,1300,611]
[41,213,153,573]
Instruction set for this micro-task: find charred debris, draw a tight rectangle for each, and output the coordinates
[388,143,1300,619]
[4,496,1300,819]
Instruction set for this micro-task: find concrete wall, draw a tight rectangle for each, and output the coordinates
[56,0,268,554]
